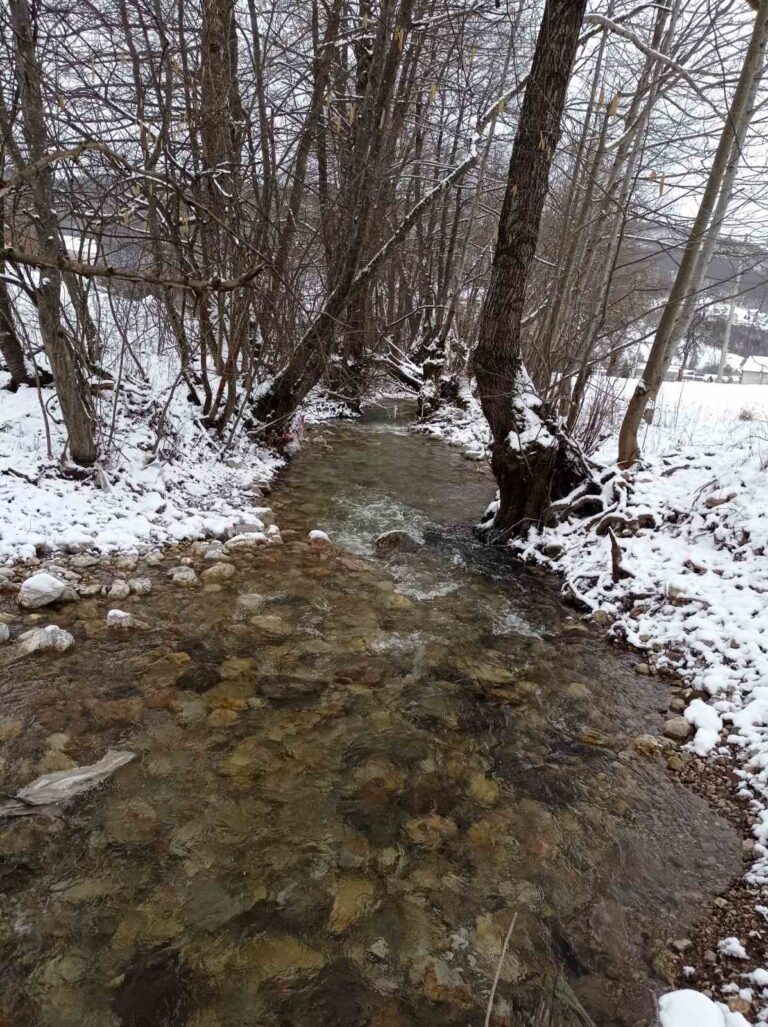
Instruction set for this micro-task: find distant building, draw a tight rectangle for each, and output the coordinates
[741,355,768,385]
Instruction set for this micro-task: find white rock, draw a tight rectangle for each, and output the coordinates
[228,514,266,537]
[108,579,131,600]
[106,609,138,629]
[18,573,67,609]
[203,546,227,561]
[0,623,9,644]
[202,562,235,582]
[308,529,331,546]
[17,625,74,656]
[266,524,281,537]
[144,551,164,566]
[128,578,152,596]
[169,566,197,586]
[225,532,268,550]
[236,593,266,613]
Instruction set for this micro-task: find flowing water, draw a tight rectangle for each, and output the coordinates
[0,402,739,1027]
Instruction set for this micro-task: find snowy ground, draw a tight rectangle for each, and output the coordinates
[0,293,348,565]
[422,376,768,1023]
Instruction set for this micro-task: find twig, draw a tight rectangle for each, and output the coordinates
[484,912,518,1027]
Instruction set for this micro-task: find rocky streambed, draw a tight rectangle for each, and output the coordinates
[0,402,741,1026]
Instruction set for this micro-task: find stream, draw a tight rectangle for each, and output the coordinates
[0,401,739,1027]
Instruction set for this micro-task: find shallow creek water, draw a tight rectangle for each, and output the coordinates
[0,402,739,1027]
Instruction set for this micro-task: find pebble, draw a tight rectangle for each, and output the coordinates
[128,578,152,595]
[0,623,9,644]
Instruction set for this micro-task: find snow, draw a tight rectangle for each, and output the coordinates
[0,294,284,565]
[686,698,723,757]
[719,938,749,960]
[659,990,751,1027]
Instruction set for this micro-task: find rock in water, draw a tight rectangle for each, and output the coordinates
[128,578,152,595]
[17,625,74,656]
[169,566,197,586]
[374,530,421,554]
[17,573,67,609]
[202,562,235,582]
[0,623,9,644]
[106,609,142,629]
[309,529,331,547]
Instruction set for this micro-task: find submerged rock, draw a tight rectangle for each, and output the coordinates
[0,623,9,644]
[308,529,331,546]
[329,877,377,933]
[374,530,421,554]
[17,625,74,656]
[17,572,67,609]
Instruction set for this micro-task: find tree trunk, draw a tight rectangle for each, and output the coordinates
[618,0,768,467]
[472,0,588,538]
[9,0,97,465]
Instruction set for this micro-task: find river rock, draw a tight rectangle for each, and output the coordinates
[309,529,331,547]
[202,562,235,582]
[104,799,157,843]
[108,579,131,600]
[129,578,152,596]
[663,716,694,741]
[375,530,421,554]
[225,532,268,550]
[107,609,142,629]
[0,624,9,644]
[17,625,74,655]
[113,552,139,571]
[329,878,377,933]
[17,572,67,609]
[404,814,458,848]
[70,554,100,569]
[169,566,197,586]
[236,593,266,613]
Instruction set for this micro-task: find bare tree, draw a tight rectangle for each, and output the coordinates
[472,0,589,538]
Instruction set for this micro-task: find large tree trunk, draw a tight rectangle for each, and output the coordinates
[618,0,768,467]
[472,0,588,538]
[10,0,97,465]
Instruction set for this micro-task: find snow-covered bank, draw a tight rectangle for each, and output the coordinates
[421,377,768,1021]
[0,368,283,564]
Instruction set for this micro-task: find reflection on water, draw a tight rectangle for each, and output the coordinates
[0,402,738,1026]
